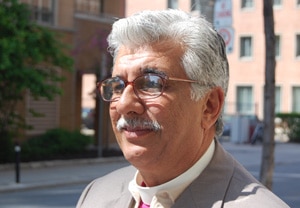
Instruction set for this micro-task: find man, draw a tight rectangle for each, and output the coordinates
[77,9,289,208]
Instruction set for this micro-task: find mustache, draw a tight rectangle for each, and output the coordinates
[116,117,161,132]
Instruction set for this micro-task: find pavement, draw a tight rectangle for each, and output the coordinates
[0,140,299,206]
[0,156,129,193]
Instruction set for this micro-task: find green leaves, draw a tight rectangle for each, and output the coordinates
[0,0,73,135]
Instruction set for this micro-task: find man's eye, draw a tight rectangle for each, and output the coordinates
[140,81,162,92]
[145,80,158,88]
[112,83,124,93]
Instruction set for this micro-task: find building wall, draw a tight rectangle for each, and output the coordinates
[225,1,265,117]
[226,1,300,118]
[59,30,79,131]
[56,1,75,28]
[105,0,126,17]
[125,0,191,16]
[21,0,123,140]
[274,1,300,114]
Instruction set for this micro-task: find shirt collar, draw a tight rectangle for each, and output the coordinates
[128,140,215,207]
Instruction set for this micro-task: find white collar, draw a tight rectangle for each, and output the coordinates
[129,140,215,207]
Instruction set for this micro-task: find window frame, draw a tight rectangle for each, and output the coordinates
[275,86,282,113]
[292,86,300,113]
[168,0,178,9]
[296,34,300,58]
[236,86,254,114]
[241,0,254,9]
[273,0,283,10]
[240,36,253,59]
[275,34,281,58]
[273,0,282,6]
[20,0,56,25]
[191,0,201,11]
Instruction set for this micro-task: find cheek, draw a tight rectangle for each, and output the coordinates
[109,107,119,127]
[147,100,185,129]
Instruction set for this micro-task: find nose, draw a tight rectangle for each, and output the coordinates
[115,84,145,116]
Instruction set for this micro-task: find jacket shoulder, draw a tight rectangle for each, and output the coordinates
[174,141,289,208]
[224,161,290,207]
[76,165,136,208]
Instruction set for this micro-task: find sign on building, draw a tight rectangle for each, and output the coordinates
[213,0,232,27]
[214,0,234,54]
[216,27,234,54]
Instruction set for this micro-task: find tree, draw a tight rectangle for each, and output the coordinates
[260,0,276,189]
[0,0,73,142]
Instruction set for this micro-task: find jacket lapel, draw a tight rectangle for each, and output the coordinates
[173,141,235,208]
[112,166,136,208]
[114,191,134,208]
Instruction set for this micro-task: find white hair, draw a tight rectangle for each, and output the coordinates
[107,9,229,136]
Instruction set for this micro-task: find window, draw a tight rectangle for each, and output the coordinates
[191,0,201,11]
[275,35,281,58]
[75,0,103,15]
[168,0,178,9]
[241,0,253,8]
[20,0,55,25]
[237,86,253,114]
[240,36,252,58]
[292,87,300,112]
[273,0,282,6]
[275,86,281,113]
[296,34,300,57]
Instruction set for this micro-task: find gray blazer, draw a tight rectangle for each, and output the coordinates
[77,141,289,208]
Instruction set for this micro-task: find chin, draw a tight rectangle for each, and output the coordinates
[123,145,149,164]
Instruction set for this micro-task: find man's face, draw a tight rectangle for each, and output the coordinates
[109,42,210,175]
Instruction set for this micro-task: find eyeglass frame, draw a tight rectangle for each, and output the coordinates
[97,73,199,102]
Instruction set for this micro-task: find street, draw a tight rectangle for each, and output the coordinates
[0,184,85,208]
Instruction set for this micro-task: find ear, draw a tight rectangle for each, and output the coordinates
[201,87,225,130]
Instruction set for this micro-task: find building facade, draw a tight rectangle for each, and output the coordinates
[19,0,124,148]
[226,0,300,119]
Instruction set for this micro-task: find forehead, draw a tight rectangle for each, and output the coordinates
[113,41,185,77]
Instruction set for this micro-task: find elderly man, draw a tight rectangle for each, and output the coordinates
[77,9,289,208]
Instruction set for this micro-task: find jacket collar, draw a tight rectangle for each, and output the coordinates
[173,140,235,208]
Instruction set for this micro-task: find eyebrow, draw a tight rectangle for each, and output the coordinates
[112,67,168,81]
[141,67,167,76]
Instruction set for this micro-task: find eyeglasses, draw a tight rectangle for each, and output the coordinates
[97,73,198,102]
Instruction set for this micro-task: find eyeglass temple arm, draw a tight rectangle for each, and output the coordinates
[168,77,198,83]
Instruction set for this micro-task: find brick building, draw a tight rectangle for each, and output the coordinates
[19,0,124,150]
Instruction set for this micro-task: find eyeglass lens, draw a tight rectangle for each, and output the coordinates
[100,74,165,101]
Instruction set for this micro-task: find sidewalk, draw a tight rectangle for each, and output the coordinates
[0,141,299,206]
[0,156,129,193]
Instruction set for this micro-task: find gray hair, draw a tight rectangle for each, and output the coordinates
[107,9,229,136]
